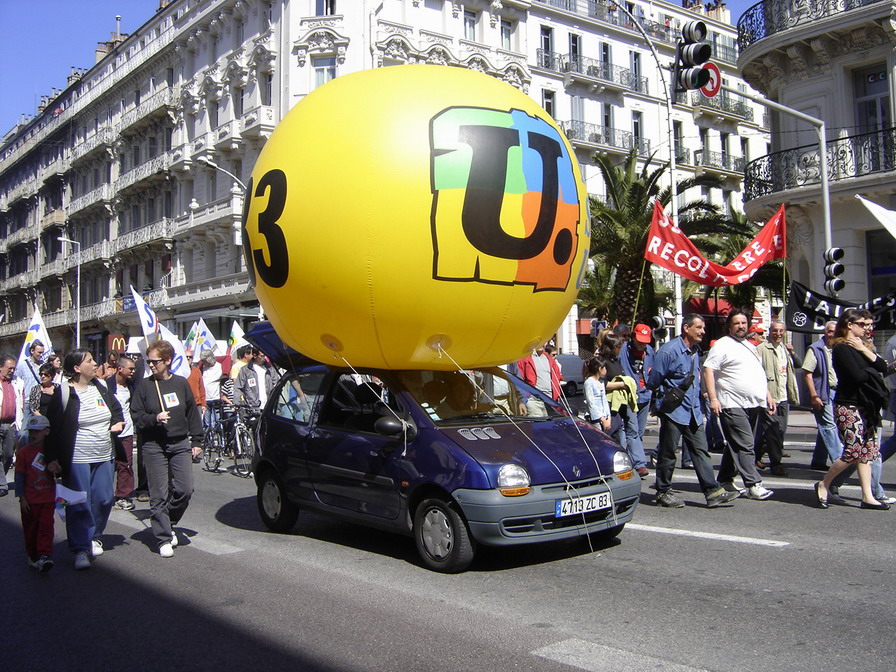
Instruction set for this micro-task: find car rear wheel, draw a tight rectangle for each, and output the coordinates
[413,497,475,573]
[565,381,578,396]
[257,471,299,533]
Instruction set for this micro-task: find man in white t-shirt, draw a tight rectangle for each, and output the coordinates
[703,310,775,501]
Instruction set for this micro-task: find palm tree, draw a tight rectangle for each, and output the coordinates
[588,149,743,324]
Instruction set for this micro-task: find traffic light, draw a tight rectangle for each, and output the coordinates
[673,21,712,93]
[823,247,845,294]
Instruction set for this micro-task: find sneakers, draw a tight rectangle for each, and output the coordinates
[705,487,739,508]
[91,539,104,557]
[721,481,745,495]
[877,495,896,505]
[159,542,174,558]
[656,491,685,508]
[115,498,135,510]
[746,484,774,500]
[170,529,178,548]
[37,556,54,572]
[74,551,92,570]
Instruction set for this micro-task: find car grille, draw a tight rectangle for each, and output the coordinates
[501,496,638,535]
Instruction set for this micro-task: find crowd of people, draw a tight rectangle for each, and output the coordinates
[3,339,280,572]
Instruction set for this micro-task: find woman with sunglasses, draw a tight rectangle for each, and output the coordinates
[815,309,890,509]
[131,340,204,557]
[44,349,125,570]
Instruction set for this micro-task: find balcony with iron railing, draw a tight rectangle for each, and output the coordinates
[116,152,171,192]
[40,208,66,231]
[70,127,114,165]
[5,224,37,248]
[111,218,173,255]
[118,88,177,134]
[534,0,682,45]
[737,0,887,51]
[65,240,112,271]
[68,183,113,217]
[694,149,746,174]
[744,126,896,202]
[691,91,754,123]
[560,119,651,156]
[554,52,649,94]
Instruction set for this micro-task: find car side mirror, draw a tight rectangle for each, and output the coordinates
[374,415,417,440]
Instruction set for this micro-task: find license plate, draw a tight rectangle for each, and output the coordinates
[555,492,611,517]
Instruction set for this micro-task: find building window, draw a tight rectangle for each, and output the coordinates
[629,51,641,79]
[542,90,555,118]
[601,42,611,65]
[316,0,336,15]
[853,64,891,134]
[603,103,612,130]
[233,86,244,117]
[132,145,141,168]
[208,102,219,130]
[673,120,684,162]
[463,9,477,41]
[540,25,553,54]
[500,18,513,51]
[571,95,584,122]
[313,56,336,88]
[741,137,749,163]
[261,73,273,105]
[632,111,643,147]
[148,135,158,158]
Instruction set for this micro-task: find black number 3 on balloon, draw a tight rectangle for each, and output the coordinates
[241,170,289,288]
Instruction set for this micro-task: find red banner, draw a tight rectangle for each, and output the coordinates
[644,201,786,286]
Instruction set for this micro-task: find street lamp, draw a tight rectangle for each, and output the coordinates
[58,236,81,348]
[195,155,247,191]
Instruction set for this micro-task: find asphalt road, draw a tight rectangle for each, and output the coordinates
[2,412,894,672]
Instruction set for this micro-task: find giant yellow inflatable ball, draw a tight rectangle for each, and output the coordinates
[242,64,589,370]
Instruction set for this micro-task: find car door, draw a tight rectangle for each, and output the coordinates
[305,373,404,520]
[261,369,326,500]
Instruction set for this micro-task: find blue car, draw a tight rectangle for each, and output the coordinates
[247,322,640,572]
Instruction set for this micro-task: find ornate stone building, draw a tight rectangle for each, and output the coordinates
[0,0,767,356]
[738,0,896,313]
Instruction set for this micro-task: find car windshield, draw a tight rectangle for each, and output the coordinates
[393,368,562,425]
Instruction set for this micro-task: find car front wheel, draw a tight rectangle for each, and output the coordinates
[413,497,476,573]
[257,471,299,533]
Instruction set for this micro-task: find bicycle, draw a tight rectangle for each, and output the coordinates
[203,404,259,477]
[230,405,260,478]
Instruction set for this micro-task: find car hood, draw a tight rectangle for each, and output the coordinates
[436,418,619,485]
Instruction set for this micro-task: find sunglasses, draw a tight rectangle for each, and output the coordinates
[146,358,165,365]
[851,321,873,329]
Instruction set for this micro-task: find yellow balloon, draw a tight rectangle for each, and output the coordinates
[243,65,589,370]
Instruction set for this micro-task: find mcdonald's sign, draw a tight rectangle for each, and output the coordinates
[108,334,127,354]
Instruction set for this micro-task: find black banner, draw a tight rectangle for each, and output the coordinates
[785,281,896,333]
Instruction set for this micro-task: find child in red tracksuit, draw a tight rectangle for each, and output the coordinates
[15,415,56,572]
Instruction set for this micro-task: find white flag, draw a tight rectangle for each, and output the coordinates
[159,323,190,379]
[857,195,896,241]
[17,305,53,369]
[130,285,161,343]
[194,318,219,355]
[228,321,247,355]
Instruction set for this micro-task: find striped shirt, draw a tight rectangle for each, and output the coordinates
[72,384,113,463]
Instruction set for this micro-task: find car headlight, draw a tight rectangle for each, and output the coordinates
[498,463,531,496]
[613,451,635,480]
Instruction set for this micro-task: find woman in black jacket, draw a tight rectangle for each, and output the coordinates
[130,340,204,557]
[815,309,889,509]
[45,349,124,570]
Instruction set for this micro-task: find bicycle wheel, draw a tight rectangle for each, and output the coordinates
[203,426,223,472]
[233,424,255,477]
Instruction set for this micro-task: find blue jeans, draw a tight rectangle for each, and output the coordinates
[635,403,652,457]
[63,460,115,555]
[617,405,647,469]
[810,401,841,465]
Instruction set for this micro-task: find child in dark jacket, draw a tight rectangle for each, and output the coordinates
[15,415,56,572]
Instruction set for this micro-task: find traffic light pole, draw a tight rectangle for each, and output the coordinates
[604,3,684,333]
[719,84,832,252]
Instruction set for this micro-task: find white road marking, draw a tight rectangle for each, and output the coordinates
[533,638,710,671]
[628,523,789,547]
[109,509,244,555]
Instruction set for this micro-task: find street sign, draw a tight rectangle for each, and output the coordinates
[700,62,721,98]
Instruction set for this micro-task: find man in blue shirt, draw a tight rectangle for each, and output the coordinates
[647,314,739,508]
[620,323,656,464]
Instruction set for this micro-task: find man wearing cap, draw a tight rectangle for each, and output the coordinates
[747,324,765,346]
[620,323,656,465]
